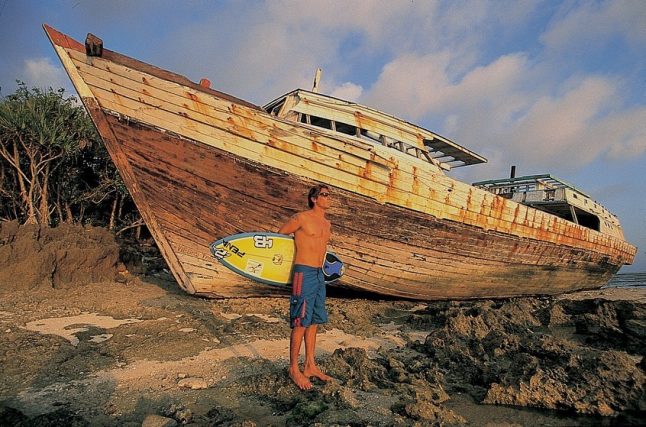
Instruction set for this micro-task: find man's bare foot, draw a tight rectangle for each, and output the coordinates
[303,364,333,382]
[289,366,313,390]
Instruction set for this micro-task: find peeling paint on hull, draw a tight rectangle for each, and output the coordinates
[44,25,637,300]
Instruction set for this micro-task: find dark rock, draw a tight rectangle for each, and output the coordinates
[285,400,328,425]
[0,404,28,425]
[322,347,390,391]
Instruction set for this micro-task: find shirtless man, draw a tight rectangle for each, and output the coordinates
[278,184,334,390]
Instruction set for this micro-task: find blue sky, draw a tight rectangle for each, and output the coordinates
[1,0,644,272]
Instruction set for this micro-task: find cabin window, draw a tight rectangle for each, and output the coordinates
[300,113,310,124]
[269,101,284,116]
[335,121,357,136]
[575,208,600,231]
[360,129,382,144]
[310,115,333,130]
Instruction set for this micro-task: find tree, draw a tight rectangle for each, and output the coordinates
[0,84,143,235]
[0,84,95,224]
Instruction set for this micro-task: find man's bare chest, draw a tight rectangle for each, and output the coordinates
[299,218,330,238]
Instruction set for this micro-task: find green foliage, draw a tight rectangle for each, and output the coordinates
[0,83,142,234]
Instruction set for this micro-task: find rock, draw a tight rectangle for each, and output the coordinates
[403,399,466,424]
[0,405,28,425]
[205,406,237,424]
[141,414,178,427]
[178,377,208,390]
[323,347,391,391]
[321,382,361,409]
[175,408,193,424]
[417,296,646,416]
[286,401,328,425]
[624,318,646,338]
[31,408,89,426]
[547,303,572,327]
[413,385,449,405]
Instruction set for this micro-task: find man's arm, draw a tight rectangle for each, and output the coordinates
[278,213,301,235]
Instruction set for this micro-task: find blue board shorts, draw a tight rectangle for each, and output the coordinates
[290,265,328,328]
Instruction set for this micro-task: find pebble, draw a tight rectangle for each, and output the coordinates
[178,377,208,390]
[141,414,177,427]
[175,408,193,424]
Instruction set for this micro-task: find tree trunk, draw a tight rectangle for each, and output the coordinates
[65,203,73,224]
[55,190,63,223]
[117,196,124,224]
[39,163,50,225]
[109,194,118,231]
[25,175,37,224]
[12,142,37,224]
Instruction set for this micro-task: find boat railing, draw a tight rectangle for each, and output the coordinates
[510,187,567,204]
[473,174,590,198]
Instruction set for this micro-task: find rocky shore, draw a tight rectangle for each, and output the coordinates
[0,222,644,425]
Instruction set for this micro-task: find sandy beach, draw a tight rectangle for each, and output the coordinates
[1,223,644,425]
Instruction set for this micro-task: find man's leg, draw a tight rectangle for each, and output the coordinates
[289,326,312,390]
[303,324,332,381]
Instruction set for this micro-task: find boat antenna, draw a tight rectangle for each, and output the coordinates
[312,68,322,93]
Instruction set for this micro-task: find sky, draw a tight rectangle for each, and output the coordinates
[0,0,644,272]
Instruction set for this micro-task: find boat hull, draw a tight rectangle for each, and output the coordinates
[44,25,636,300]
[100,113,621,299]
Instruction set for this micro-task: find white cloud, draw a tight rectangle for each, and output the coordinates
[597,108,646,161]
[329,82,363,102]
[360,52,452,121]
[23,57,70,93]
[265,0,439,53]
[361,45,643,179]
[361,52,530,137]
[161,1,540,103]
[504,77,616,166]
[541,1,646,52]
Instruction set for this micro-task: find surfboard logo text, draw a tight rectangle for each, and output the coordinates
[212,248,230,259]
[217,240,246,258]
[253,235,273,249]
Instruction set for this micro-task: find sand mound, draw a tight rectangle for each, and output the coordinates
[0,220,119,291]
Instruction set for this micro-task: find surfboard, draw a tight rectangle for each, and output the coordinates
[209,232,345,286]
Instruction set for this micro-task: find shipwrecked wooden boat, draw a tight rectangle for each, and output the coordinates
[45,25,637,300]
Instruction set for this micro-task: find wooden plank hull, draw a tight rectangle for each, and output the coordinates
[44,25,637,300]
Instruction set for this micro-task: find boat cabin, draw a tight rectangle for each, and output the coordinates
[263,90,625,240]
[472,174,626,239]
[264,90,487,172]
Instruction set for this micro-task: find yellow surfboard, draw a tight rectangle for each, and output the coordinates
[209,232,344,286]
